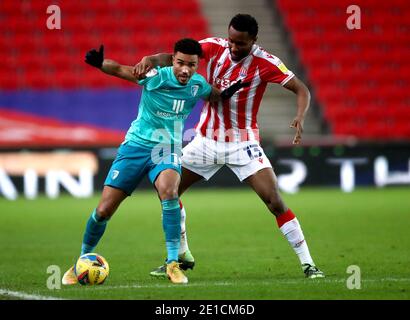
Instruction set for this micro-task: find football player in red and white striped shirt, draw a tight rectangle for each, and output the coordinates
[134,14,324,278]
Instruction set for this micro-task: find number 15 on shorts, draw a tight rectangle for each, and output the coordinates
[244,144,262,160]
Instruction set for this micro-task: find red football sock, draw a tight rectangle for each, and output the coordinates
[275,209,296,228]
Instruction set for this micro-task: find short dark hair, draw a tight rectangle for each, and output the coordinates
[174,38,202,57]
[229,14,259,38]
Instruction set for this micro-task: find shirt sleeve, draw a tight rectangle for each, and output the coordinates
[199,37,223,62]
[258,52,295,86]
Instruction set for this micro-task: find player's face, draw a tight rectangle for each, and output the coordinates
[227,26,256,61]
[172,52,199,85]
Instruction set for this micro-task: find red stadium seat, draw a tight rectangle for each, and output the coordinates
[0,0,209,90]
[276,0,410,140]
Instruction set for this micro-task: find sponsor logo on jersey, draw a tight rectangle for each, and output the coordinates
[156,110,188,119]
[215,77,248,90]
[173,99,185,113]
[215,77,233,89]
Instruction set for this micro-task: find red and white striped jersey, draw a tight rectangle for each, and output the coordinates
[196,37,295,142]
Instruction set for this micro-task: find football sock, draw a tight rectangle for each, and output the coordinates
[276,209,314,266]
[178,200,189,254]
[81,209,108,256]
[162,198,181,264]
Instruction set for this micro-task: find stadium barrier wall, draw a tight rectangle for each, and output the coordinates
[0,143,409,200]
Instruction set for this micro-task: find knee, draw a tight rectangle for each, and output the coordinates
[157,183,179,201]
[96,203,115,219]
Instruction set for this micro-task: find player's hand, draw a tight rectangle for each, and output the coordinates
[220,79,251,100]
[290,116,304,145]
[133,57,153,80]
[85,45,104,69]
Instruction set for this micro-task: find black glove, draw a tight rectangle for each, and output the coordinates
[220,79,250,100]
[85,45,104,68]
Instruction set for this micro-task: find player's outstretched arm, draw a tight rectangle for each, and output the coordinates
[132,53,173,79]
[85,45,138,83]
[101,59,138,83]
[283,76,311,145]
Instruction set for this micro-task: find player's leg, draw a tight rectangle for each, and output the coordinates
[154,169,187,284]
[245,168,324,278]
[177,167,204,264]
[63,141,147,285]
[150,135,221,277]
[80,142,146,256]
[149,167,203,277]
[80,186,128,255]
[176,136,222,265]
[62,186,127,285]
[178,166,204,195]
[155,169,181,265]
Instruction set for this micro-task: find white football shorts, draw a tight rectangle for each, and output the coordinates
[181,134,272,181]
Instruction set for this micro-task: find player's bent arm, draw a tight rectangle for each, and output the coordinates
[283,76,311,144]
[101,59,138,83]
[133,53,173,77]
[132,53,172,78]
[284,76,311,119]
[146,53,173,67]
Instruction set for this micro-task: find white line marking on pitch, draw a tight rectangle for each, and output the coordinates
[98,281,234,290]
[2,278,409,298]
[0,288,65,300]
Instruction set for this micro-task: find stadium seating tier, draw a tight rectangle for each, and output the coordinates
[276,0,410,139]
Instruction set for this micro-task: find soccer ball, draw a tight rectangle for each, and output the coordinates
[74,253,109,285]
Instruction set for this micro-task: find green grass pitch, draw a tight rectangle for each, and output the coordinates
[0,187,409,300]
